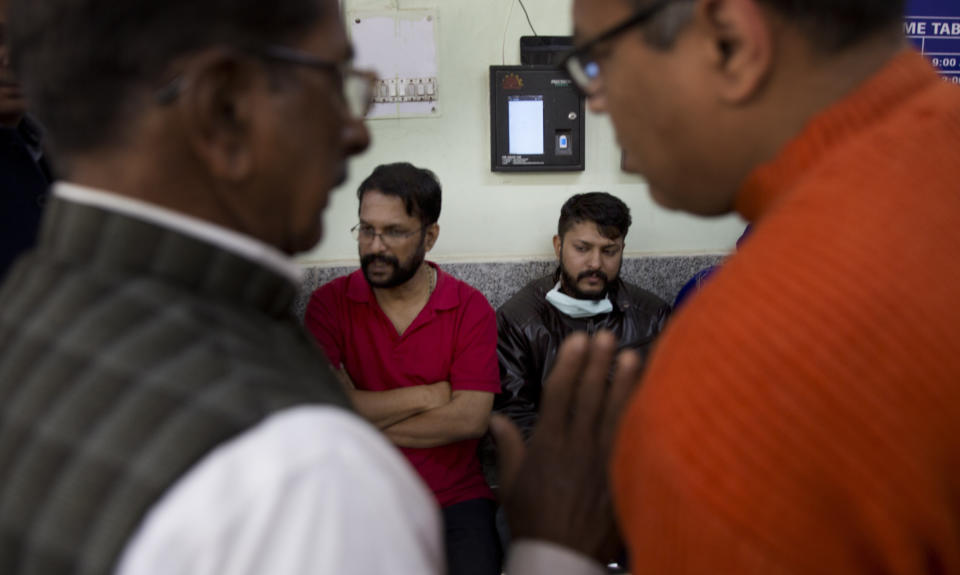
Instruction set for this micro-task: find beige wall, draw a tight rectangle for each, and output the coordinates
[299,0,746,266]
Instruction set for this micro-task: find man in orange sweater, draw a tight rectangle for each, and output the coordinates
[492,0,960,573]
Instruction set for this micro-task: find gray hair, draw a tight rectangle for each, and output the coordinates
[640,1,696,49]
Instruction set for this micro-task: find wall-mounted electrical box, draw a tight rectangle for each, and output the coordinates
[349,9,440,119]
[489,65,585,172]
[520,36,574,66]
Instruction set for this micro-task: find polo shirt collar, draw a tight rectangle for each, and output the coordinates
[346,261,459,310]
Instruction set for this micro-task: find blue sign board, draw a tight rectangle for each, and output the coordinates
[905,0,960,83]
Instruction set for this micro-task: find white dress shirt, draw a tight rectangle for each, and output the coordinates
[115,407,444,575]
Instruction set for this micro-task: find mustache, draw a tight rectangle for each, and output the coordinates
[361,254,399,268]
[577,270,608,282]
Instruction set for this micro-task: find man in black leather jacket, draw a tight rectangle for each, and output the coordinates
[494,192,671,440]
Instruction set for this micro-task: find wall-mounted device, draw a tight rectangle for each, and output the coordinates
[489,65,585,172]
[520,36,574,66]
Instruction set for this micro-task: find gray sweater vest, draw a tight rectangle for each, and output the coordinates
[0,198,350,575]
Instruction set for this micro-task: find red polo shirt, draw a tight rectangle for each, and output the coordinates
[305,263,499,507]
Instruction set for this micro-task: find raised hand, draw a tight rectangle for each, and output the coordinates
[491,330,642,562]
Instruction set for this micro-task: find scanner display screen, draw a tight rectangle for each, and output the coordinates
[508,96,544,155]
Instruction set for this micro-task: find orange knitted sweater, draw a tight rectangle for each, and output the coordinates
[613,51,960,574]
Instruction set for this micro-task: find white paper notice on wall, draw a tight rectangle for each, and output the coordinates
[348,9,439,119]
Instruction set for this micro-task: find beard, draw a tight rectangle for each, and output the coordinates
[559,264,612,301]
[361,241,426,289]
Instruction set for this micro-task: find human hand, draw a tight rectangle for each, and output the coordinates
[490,330,641,563]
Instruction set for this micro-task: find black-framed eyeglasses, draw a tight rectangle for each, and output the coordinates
[156,44,376,119]
[562,0,673,95]
[351,223,425,246]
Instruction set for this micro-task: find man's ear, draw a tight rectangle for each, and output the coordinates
[424,223,440,252]
[179,50,261,182]
[553,235,562,259]
[698,0,773,104]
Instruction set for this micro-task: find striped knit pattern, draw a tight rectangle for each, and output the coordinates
[614,51,960,574]
[0,199,349,575]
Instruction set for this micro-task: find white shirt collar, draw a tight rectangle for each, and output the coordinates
[55,182,304,286]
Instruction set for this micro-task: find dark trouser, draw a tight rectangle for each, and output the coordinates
[443,498,503,575]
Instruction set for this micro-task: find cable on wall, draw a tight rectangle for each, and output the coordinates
[503,0,541,64]
[517,0,539,36]
[501,0,516,64]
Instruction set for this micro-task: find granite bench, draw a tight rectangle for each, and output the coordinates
[295,253,727,320]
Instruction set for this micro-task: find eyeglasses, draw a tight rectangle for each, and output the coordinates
[562,0,673,95]
[156,44,376,119]
[259,45,376,118]
[351,223,424,247]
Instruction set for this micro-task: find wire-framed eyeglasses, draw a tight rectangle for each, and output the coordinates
[561,0,673,95]
[156,44,377,119]
[351,223,425,247]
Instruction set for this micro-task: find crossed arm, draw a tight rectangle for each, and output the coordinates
[383,389,494,448]
[316,288,498,449]
[336,370,452,429]
[346,384,451,429]
[340,370,494,447]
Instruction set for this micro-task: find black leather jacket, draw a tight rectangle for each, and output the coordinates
[494,271,671,439]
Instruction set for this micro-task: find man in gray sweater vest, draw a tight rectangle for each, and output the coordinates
[0,0,443,573]
[1,0,644,572]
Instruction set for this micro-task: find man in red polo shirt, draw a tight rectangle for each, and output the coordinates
[305,162,501,575]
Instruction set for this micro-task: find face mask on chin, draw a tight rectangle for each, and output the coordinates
[545,281,614,318]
